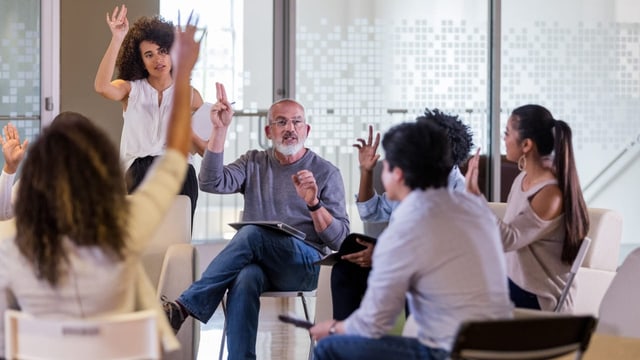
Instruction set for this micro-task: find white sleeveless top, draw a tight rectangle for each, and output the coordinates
[121,79,174,170]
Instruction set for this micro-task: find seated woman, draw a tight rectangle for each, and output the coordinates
[0,18,203,357]
[466,104,590,312]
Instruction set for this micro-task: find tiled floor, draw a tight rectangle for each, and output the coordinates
[196,297,315,360]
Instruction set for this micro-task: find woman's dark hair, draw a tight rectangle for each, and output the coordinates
[416,108,473,167]
[15,112,129,286]
[116,15,174,80]
[382,121,452,190]
[511,104,590,264]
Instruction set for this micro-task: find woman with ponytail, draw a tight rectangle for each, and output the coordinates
[466,104,589,312]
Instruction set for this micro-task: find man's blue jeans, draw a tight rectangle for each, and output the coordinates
[314,334,448,360]
[178,225,321,360]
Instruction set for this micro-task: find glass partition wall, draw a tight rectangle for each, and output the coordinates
[501,0,640,259]
[0,0,43,171]
[295,0,490,233]
[160,0,639,256]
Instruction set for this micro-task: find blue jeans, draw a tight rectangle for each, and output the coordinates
[178,225,321,360]
[508,278,541,310]
[314,334,448,360]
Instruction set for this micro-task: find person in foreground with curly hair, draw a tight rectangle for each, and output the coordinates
[94,4,205,219]
[311,120,511,360]
[0,18,203,357]
[330,109,474,321]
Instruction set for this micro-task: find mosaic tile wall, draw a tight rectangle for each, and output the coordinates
[296,16,640,207]
[0,0,41,172]
[185,2,640,241]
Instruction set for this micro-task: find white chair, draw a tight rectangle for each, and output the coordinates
[4,309,159,360]
[554,237,591,312]
[574,207,623,315]
[142,194,199,360]
[219,290,317,360]
[596,246,640,338]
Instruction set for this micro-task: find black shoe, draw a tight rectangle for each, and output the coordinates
[161,295,186,334]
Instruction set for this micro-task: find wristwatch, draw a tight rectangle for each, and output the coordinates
[307,200,322,212]
[328,320,338,335]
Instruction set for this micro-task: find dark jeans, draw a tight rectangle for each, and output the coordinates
[331,260,371,321]
[314,334,448,360]
[331,260,411,320]
[126,155,198,227]
[509,278,541,310]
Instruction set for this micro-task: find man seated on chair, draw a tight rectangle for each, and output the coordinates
[162,90,350,359]
[331,109,473,320]
[310,120,512,360]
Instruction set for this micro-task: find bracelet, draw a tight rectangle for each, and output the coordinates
[307,200,322,212]
[328,320,338,335]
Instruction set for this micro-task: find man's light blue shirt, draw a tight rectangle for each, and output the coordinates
[355,166,465,223]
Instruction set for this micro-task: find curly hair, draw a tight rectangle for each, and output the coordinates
[416,108,474,167]
[116,15,174,80]
[14,112,129,287]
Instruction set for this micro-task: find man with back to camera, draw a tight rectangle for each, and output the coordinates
[331,109,474,320]
[311,120,512,360]
[163,84,350,360]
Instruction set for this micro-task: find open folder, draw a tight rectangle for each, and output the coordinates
[192,102,213,139]
[314,233,377,266]
[228,221,306,241]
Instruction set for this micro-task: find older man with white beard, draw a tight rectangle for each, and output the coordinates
[162,84,350,360]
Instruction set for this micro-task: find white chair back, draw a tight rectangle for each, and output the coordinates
[141,194,198,360]
[597,246,640,338]
[4,309,159,360]
[142,195,192,288]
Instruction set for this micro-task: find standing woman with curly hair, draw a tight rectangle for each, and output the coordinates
[94,4,204,219]
[465,104,590,312]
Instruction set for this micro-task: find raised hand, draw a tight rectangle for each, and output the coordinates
[353,124,380,172]
[465,148,482,196]
[0,123,28,174]
[292,170,319,206]
[106,4,129,41]
[170,10,201,74]
[165,10,203,156]
[210,82,234,128]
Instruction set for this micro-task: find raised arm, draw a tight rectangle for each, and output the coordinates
[206,82,234,153]
[1,123,28,175]
[166,14,202,156]
[353,125,380,202]
[94,4,131,101]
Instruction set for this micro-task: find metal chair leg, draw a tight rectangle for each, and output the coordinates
[219,300,227,360]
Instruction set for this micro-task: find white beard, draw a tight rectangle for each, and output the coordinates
[274,141,304,156]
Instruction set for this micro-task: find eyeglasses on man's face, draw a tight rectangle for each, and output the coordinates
[270,117,306,129]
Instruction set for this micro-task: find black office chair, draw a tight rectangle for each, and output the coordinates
[450,315,597,360]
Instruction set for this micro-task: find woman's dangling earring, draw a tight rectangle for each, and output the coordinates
[518,155,527,171]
